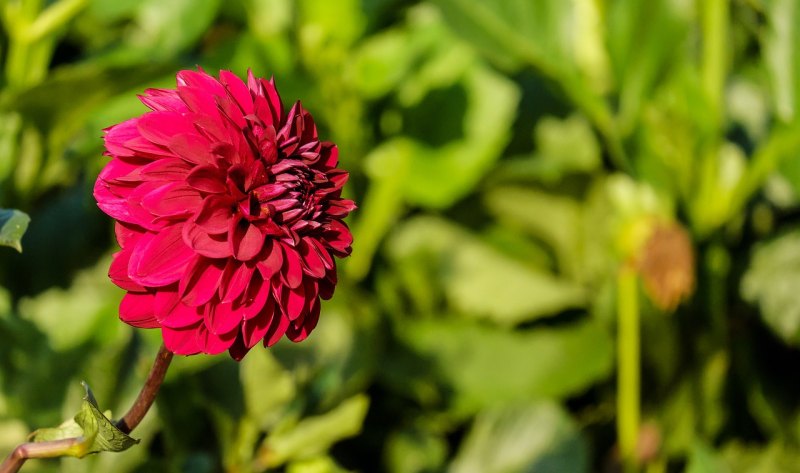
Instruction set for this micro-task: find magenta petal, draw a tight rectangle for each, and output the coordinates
[220,260,255,304]
[180,256,226,306]
[161,302,204,329]
[197,324,237,355]
[138,112,197,146]
[168,133,215,165]
[187,165,227,193]
[162,324,203,355]
[231,219,264,261]
[120,292,159,328]
[139,88,186,112]
[183,221,231,258]
[242,312,271,348]
[284,282,306,321]
[115,222,144,249]
[141,182,202,217]
[220,70,254,115]
[154,286,181,322]
[280,242,303,289]
[263,312,290,347]
[129,225,194,286]
[257,240,283,280]
[205,301,242,335]
[299,238,326,278]
[110,250,145,292]
[287,299,320,342]
[193,195,234,234]
[239,276,272,320]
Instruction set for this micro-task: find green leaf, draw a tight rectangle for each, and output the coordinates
[240,349,295,428]
[31,382,139,458]
[432,0,575,76]
[389,216,586,325]
[384,318,613,414]
[0,208,29,252]
[741,231,800,345]
[763,0,800,124]
[450,401,588,473]
[261,395,370,467]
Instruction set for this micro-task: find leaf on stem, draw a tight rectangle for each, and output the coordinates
[0,208,30,252]
[30,382,139,458]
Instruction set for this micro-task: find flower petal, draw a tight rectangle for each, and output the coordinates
[120,292,159,328]
[180,256,226,307]
[129,225,194,286]
[183,220,231,258]
[162,324,203,355]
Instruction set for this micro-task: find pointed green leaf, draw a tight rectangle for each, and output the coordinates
[0,208,29,252]
[30,382,139,458]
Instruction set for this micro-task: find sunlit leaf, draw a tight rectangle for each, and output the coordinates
[383,318,613,413]
[31,382,138,457]
[0,209,29,252]
[450,401,588,473]
[260,395,370,467]
[742,231,800,345]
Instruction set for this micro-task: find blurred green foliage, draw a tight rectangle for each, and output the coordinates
[0,0,799,472]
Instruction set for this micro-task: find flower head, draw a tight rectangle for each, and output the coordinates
[94,69,355,360]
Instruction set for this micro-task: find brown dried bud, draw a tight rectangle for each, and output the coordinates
[636,222,695,311]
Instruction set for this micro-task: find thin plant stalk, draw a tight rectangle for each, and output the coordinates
[0,344,173,473]
[617,265,640,473]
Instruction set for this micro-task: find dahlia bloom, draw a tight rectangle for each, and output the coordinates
[94,69,355,360]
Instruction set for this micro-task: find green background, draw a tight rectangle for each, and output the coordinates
[1,0,800,471]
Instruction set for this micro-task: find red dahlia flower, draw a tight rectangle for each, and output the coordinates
[93,69,355,360]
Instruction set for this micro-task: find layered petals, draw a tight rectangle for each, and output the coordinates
[96,69,354,360]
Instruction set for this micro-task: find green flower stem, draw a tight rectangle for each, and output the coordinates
[0,344,173,473]
[617,265,640,473]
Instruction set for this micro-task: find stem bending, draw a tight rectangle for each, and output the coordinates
[0,344,173,473]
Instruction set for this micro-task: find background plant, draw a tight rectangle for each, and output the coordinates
[0,0,799,472]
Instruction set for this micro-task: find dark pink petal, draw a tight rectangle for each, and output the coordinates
[196,324,237,355]
[119,292,159,328]
[205,301,242,335]
[180,256,226,307]
[178,86,221,119]
[309,238,334,270]
[287,299,320,342]
[220,70,254,115]
[280,242,303,289]
[219,260,255,304]
[109,250,145,292]
[239,275,272,319]
[126,158,192,183]
[177,69,226,95]
[162,324,203,355]
[263,312,290,347]
[154,286,181,322]
[168,133,215,165]
[137,112,197,146]
[323,220,353,256]
[230,219,264,261]
[141,182,202,217]
[242,311,271,348]
[193,195,235,234]
[228,332,250,361]
[129,225,194,286]
[283,282,306,321]
[183,221,231,258]
[139,88,187,112]
[115,222,144,249]
[299,238,326,278]
[104,119,141,158]
[187,165,227,193]
[161,302,204,329]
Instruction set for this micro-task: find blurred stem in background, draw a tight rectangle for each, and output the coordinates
[617,264,640,473]
[1,0,88,89]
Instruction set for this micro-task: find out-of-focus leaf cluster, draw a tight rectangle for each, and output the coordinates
[0,0,799,472]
